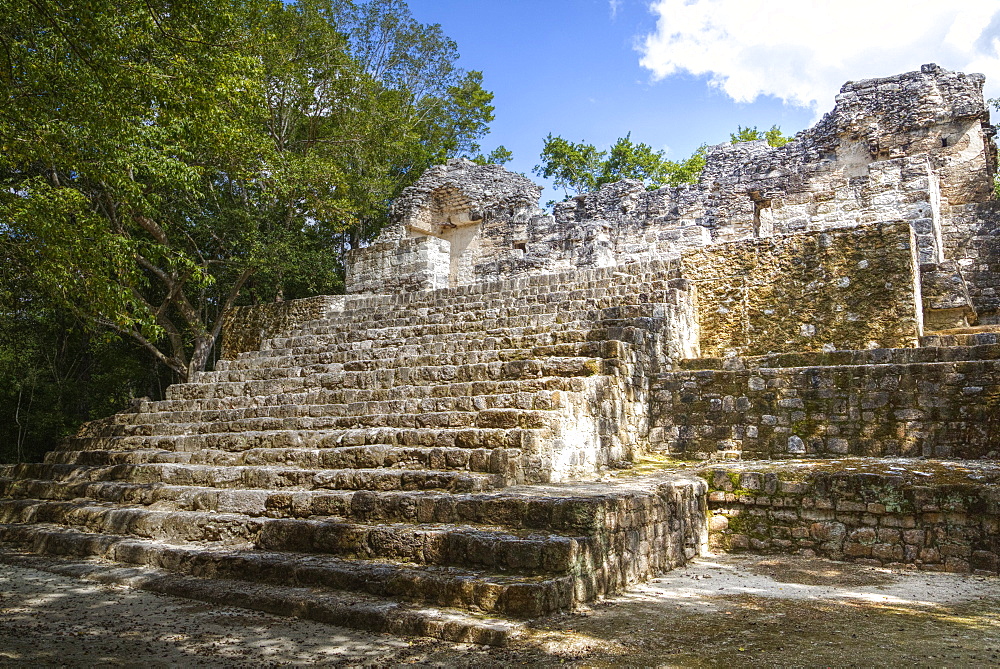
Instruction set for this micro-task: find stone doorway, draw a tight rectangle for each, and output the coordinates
[406,185,482,287]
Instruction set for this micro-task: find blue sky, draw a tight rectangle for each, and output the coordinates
[405,0,1000,201]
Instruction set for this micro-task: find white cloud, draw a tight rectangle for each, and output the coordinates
[639,0,1000,111]
[609,0,622,20]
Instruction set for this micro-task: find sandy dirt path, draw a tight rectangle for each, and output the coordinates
[2,552,999,666]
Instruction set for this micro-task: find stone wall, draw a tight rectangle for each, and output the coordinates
[680,222,922,357]
[705,466,1000,574]
[219,296,344,359]
[547,149,951,269]
[920,260,976,330]
[941,202,1000,323]
[545,64,993,268]
[345,236,450,295]
[650,352,1000,459]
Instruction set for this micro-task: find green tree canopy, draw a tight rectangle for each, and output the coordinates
[601,134,707,188]
[534,123,795,199]
[533,134,607,197]
[473,145,514,166]
[534,133,707,198]
[730,124,794,147]
[0,0,498,381]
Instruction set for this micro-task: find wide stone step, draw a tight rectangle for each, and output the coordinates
[0,499,262,544]
[267,314,588,348]
[264,304,673,347]
[252,327,598,359]
[680,342,1000,371]
[292,285,682,335]
[44,448,194,466]
[0,500,587,574]
[224,342,628,375]
[4,478,596,527]
[9,462,505,493]
[285,308,668,340]
[112,389,580,428]
[0,550,522,645]
[0,475,696,535]
[83,413,564,453]
[45,445,522,475]
[213,339,631,378]
[269,268,682,338]
[64,426,546,454]
[0,524,576,617]
[141,376,587,414]
[285,304,674,335]
[242,312,666,359]
[253,340,626,366]
[288,306,681,342]
[166,357,607,400]
[282,314,575,343]
[331,281,677,313]
[255,518,586,574]
[105,409,562,441]
[261,320,593,351]
[919,331,1000,347]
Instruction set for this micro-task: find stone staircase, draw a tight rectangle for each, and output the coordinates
[0,261,707,644]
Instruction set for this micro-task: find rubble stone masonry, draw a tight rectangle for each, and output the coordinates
[681,222,922,357]
[650,348,1000,459]
[705,465,1000,574]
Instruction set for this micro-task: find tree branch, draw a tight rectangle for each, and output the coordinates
[126,286,185,359]
[134,214,170,245]
[98,318,187,378]
[210,265,254,342]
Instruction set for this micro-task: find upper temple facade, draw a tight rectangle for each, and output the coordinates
[346,64,999,336]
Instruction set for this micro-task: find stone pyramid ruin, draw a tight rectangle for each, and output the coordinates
[3,63,1000,644]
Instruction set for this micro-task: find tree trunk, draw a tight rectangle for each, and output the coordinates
[187,334,216,379]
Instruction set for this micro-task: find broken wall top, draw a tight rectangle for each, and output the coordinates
[567,64,994,227]
[701,63,991,188]
[386,158,543,239]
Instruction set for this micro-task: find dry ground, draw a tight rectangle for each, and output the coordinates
[1,552,999,667]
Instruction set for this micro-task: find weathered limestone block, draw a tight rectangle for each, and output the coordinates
[345,235,450,295]
[346,159,543,292]
[920,260,976,330]
[941,201,1000,323]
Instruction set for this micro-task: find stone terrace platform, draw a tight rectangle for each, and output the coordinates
[691,457,1000,573]
[0,470,706,644]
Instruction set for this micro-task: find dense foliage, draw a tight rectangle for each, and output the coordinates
[0,0,502,461]
[535,124,794,200]
[729,124,793,147]
[534,133,706,199]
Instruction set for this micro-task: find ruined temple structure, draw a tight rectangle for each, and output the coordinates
[4,64,1000,644]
